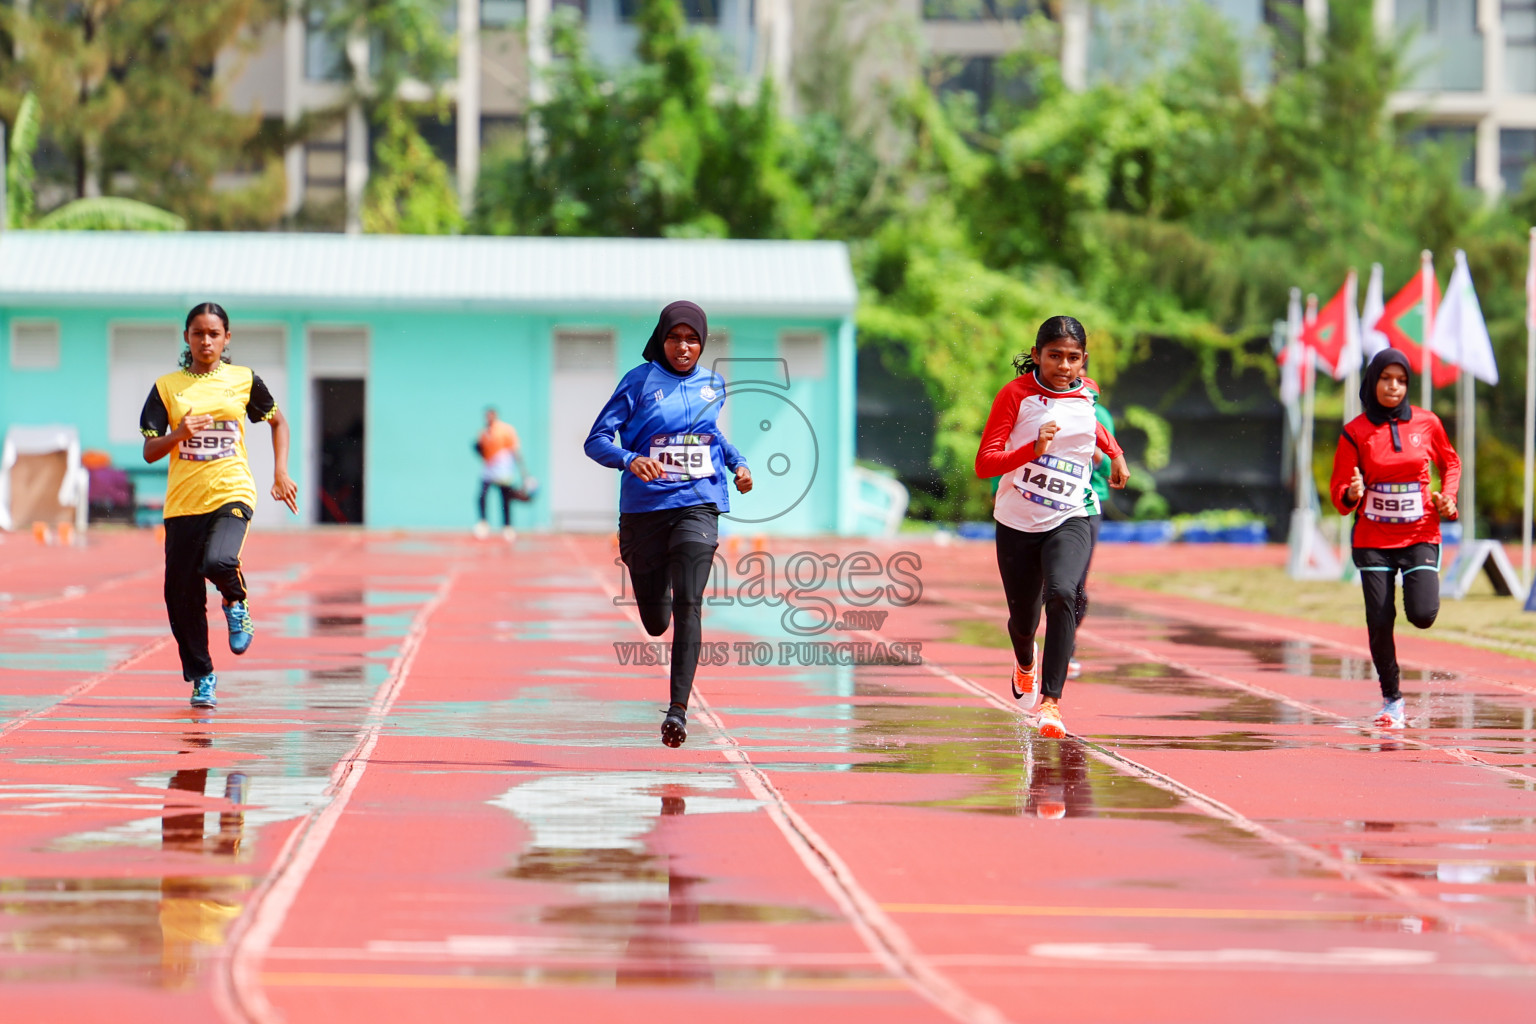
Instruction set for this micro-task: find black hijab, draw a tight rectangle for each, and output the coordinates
[642,300,709,373]
[1360,348,1412,451]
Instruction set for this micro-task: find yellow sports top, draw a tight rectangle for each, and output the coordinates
[139,364,277,519]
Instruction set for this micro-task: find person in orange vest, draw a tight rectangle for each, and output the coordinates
[475,407,531,541]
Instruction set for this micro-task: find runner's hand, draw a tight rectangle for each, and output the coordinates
[1036,420,1059,452]
[1431,491,1457,519]
[272,471,299,515]
[1346,467,1365,504]
[628,456,665,482]
[1108,454,1130,489]
[179,412,215,439]
[734,466,753,493]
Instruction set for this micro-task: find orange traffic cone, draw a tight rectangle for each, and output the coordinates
[32,522,50,545]
[57,522,74,546]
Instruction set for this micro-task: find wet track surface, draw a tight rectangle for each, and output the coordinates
[3,532,1536,1022]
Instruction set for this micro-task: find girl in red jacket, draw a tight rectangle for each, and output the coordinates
[976,316,1129,737]
[1329,348,1460,728]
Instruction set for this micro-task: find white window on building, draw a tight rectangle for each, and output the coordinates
[781,331,827,383]
[1408,123,1479,187]
[1398,0,1484,91]
[108,324,182,444]
[1501,129,1536,193]
[1507,0,1536,92]
[10,320,60,371]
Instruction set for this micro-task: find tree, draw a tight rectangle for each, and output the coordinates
[8,91,185,230]
[474,0,815,239]
[362,102,462,234]
[0,0,286,228]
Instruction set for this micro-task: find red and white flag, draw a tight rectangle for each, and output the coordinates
[1299,272,1361,379]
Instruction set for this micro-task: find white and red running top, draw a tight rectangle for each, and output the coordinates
[975,373,1124,534]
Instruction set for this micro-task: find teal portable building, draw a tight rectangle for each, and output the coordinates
[0,232,859,535]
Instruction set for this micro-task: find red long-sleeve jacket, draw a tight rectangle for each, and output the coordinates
[1329,407,1460,549]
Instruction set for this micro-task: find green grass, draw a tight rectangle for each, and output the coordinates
[1109,564,1536,663]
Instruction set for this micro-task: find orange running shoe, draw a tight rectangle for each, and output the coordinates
[1038,697,1067,739]
[1011,641,1040,709]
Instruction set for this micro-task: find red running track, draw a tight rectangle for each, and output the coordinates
[2,531,1536,1023]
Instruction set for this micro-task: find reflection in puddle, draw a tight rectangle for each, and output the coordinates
[2,741,251,987]
[483,772,883,987]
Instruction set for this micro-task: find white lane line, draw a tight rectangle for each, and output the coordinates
[0,565,162,618]
[216,574,455,1024]
[566,536,1010,1024]
[907,643,1536,969]
[932,586,1536,786]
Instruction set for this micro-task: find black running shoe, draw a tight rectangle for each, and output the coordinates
[661,705,688,748]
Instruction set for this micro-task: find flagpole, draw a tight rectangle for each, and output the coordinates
[1301,292,1319,517]
[1525,228,1536,590]
[1342,270,1362,571]
[1420,249,1435,412]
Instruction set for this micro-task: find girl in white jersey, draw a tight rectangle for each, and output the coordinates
[975,316,1129,737]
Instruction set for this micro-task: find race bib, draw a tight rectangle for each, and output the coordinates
[178,420,241,462]
[1015,454,1090,512]
[649,433,715,481]
[1362,482,1423,523]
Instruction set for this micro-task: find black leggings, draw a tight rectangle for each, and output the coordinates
[164,502,251,681]
[995,516,1095,700]
[619,504,719,708]
[1355,543,1440,700]
[478,481,515,527]
[1073,513,1102,628]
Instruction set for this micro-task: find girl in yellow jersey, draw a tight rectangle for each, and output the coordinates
[139,303,298,708]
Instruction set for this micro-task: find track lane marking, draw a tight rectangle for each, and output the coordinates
[217,573,455,1024]
[567,537,1010,1024]
[0,537,366,740]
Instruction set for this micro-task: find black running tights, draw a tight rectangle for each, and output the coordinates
[619,505,720,708]
[1355,544,1440,700]
[164,502,251,681]
[995,516,1094,700]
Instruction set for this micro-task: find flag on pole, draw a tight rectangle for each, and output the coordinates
[1377,268,1459,387]
[1299,272,1361,379]
[1361,263,1389,360]
[1429,249,1499,385]
[1279,288,1304,407]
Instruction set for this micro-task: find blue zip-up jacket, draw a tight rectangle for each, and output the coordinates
[584,360,747,514]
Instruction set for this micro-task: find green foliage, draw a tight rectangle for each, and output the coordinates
[6,90,184,230]
[0,1,288,227]
[33,196,185,231]
[5,92,38,228]
[363,104,463,235]
[474,0,817,239]
[1120,406,1171,471]
[466,0,1531,526]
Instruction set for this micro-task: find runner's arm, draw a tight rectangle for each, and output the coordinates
[140,385,191,463]
[584,379,639,470]
[1329,432,1362,515]
[974,382,1036,478]
[1093,421,1124,460]
[1429,413,1461,506]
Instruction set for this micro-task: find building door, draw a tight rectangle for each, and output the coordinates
[550,329,616,531]
[315,379,365,524]
[308,328,368,525]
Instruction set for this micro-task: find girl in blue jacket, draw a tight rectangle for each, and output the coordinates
[584,300,752,748]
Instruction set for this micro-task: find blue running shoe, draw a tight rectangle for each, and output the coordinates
[1374,697,1405,728]
[190,674,218,708]
[224,600,254,655]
